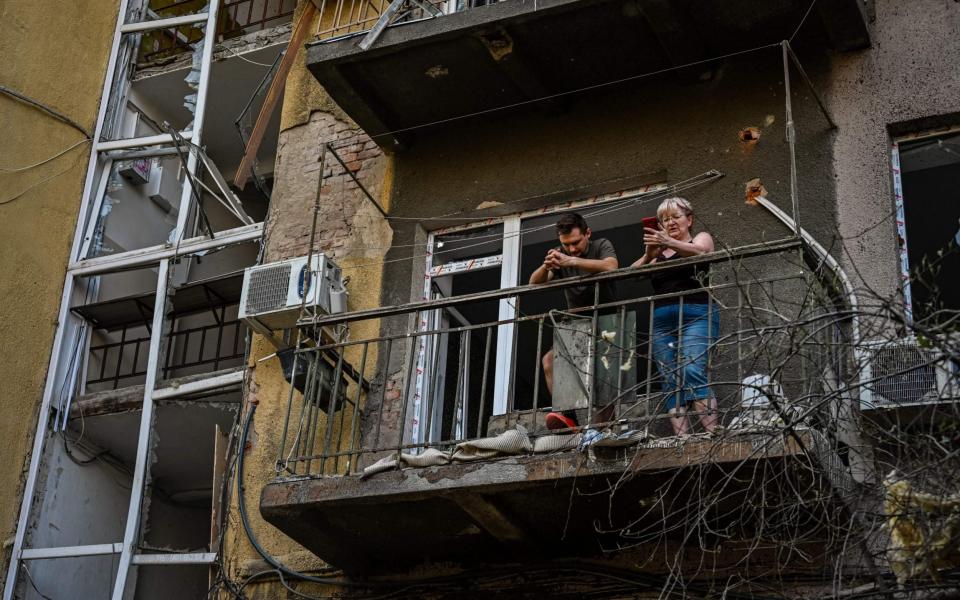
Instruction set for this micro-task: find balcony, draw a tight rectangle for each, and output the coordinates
[305,0,870,149]
[259,239,861,574]
[136,0,297,65]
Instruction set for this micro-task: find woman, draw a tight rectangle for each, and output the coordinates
[632,197,719,435]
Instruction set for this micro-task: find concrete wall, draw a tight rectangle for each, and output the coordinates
[22,436,132,599]
[0,0,120,587]
[827,0,960,308]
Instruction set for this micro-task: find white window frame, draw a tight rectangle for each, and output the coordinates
[890,125,960,326]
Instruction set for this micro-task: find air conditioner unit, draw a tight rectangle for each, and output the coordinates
[239,254,345,334]
[856,338,958,410]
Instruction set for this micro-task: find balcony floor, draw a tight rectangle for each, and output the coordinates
[261,430,847,573]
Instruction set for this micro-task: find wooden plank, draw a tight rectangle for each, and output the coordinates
[233,3,317,188]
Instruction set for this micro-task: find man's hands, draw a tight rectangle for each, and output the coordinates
[544,248,577,271]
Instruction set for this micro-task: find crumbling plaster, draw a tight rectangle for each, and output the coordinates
[223,56,394,593]
[0,0,120,587]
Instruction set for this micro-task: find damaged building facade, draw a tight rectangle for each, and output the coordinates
[2,0,960,598]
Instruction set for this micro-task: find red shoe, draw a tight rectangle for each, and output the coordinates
[546,412,578,431]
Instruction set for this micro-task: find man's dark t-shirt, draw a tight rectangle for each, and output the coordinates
[553,238,618,309]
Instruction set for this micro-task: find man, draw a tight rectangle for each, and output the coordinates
[529,212,618,429]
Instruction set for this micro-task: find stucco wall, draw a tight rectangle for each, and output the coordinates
[382,48,835,317]
[827,0,960,307]
[0,0,120,585]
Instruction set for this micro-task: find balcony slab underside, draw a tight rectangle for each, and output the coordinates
[261,431,844,573]
[306,0,870,149]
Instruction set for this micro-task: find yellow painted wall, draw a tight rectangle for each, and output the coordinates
[219,1,394,596]
[0,0,120,582]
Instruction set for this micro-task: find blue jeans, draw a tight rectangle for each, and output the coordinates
[652,303,718,411]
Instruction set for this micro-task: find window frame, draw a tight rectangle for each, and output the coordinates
[411,183,668,443]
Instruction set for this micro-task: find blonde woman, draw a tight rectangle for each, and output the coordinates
[632,197,718,435]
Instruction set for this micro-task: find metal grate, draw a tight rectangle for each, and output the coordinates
[246,264,291,314]
[870,344,937,405]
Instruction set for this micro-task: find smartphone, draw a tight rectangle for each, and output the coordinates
[642,216,661,230]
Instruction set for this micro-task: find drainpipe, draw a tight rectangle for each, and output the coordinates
[755,195,860,345]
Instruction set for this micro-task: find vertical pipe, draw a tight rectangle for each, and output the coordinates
[347,342,369,473]
[477,327,493,438]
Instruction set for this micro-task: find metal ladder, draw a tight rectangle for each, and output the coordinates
[2,1,243,598]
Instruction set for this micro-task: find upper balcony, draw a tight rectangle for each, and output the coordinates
[304,0,871,149]
[259,239,868,574]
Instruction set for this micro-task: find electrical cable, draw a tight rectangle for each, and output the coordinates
[790,0,819,42]
[0,152,86,206]
[0,139,91,173]
[236,403,365,587]
[0,84,92,139]
[222,45,278,67]
[20,563,54,600]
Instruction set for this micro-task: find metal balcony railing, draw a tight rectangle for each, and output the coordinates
[314,0,501,42]
[273,238,853,478]
[138,0,297,63]
[87,316,248,390]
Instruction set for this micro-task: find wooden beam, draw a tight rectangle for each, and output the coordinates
[233,3,317,189]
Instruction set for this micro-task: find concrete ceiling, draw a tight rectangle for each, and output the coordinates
[72,398,238,496]
[307,0,870,150]
[131,43,284,181]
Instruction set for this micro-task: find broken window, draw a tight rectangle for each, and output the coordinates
[894,129,960,324]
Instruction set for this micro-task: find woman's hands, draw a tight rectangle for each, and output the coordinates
[643,227,674,252]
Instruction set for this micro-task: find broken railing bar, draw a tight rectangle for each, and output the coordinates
[68,222,263,276]
[94,131,193,152]
[325,143,389,218]
[784,41,837,130]
[152,368,245,400]
[131,552,217,565]
[21,543,123,560]
[119,12,208,33]
[103,145,185,160]
[301,238,802,327]
[298,269,808,354]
